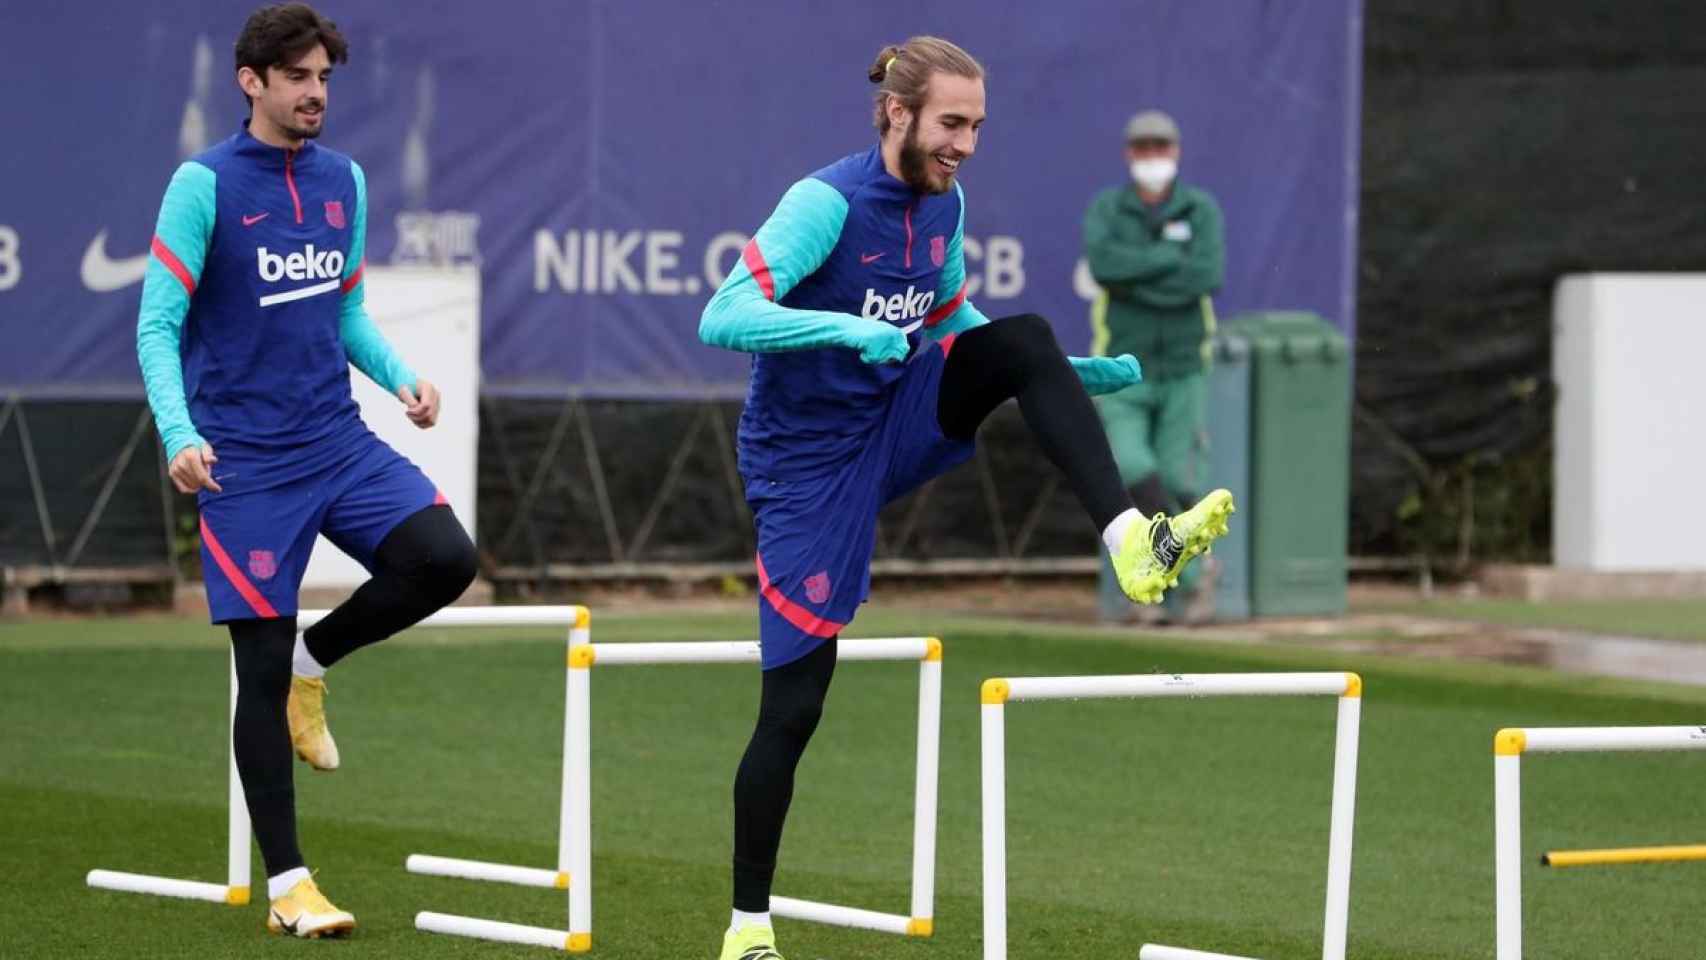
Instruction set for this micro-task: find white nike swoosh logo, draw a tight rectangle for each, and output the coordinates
[81,230,151,292]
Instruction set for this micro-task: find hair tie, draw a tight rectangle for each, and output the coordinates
[886,55,898,73]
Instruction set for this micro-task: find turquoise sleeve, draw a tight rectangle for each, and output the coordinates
[338,162,418,394]
[1070,354,1144,395]
[136,161,215,459]
[924,182,991,339]
[700,178,899,354]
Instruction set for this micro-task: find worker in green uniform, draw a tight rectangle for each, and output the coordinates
[1082,109,1225,623]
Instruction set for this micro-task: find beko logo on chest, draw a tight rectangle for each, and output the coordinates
[256,245,346,282]
[252,245,348,307]
[861,285,935,324]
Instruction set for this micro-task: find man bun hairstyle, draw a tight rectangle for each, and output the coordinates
[869,36,984,133]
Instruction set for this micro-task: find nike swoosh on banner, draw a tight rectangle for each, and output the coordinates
[80,230,151,292]
[258,278,340,307]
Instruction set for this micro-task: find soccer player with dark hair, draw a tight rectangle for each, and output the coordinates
[136,2,476,938]
[699,35,1234,960]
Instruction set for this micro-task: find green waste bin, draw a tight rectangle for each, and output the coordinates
[1200,333,1252,621]
[1225,311,1351,617]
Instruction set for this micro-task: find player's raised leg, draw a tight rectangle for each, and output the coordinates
[936,313,1232,604]
[287,446,476,771]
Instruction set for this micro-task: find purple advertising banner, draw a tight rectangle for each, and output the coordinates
[0,1,1361,397]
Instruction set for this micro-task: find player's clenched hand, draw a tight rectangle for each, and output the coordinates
[849,323,910,365]
[397,379,441,429]
[169,443,222,494]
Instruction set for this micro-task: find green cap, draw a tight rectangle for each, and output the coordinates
[1123,110,1180,144]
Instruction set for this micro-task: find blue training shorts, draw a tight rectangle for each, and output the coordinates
[197,432,444,623]
[747,340,973,669]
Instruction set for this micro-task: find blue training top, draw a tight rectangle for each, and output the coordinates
[136,121,415,473]
[700,145,1141,481]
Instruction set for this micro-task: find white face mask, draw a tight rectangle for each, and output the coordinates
[1130,157,1177,193]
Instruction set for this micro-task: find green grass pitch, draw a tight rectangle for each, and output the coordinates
[3,608,1704,958]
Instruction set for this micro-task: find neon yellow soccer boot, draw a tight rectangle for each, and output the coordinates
[287,675,340,771]
[1111,488,1235,605]
[266,875,355,939]
[719,923,784,960]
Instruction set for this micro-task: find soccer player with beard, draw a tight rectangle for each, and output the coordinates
[134,3,476,938]
[699,36,1234,960]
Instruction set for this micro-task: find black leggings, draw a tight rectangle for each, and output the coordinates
[937,314,1130,529]
[731,637,837,911]
[227,504,476,878]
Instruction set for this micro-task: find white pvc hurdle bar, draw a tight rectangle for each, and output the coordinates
[1493,725,1706,960]
[981,672,1362,960]
[417,636,942,953]
[85,605,587,911]
[384,605,590,893]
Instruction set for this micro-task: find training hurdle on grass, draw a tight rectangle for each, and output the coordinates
[980,672,1363,960]
[1493,725,1706,959]
[85,605,587,910]
[416,635,943,953]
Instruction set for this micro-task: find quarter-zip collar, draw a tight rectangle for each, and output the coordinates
[232,118,318,170]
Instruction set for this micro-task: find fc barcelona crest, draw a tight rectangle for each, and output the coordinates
[930,234,946,268]
[248,549,278,581]
[325,200,346,229]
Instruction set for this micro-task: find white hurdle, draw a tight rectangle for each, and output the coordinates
[379,605,590,893]
[980,672,1363,960]
[86,605,588,912]
[417,635,943,953]
[1492,725,1706,959]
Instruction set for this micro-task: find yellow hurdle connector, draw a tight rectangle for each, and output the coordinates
[906,917,934,937]
[1494,728,1527,756]
[1542,844,1706,868]
[924,637,943,662]
[981,678,1010,705]
[1343,672,1363,698]
[573,606,591,630]
[569,644,596,669]
[567,931,592,952]
[554,871,570,889]
[225,885,250,906]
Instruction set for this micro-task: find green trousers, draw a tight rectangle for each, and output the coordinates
[1095,373,1208,617]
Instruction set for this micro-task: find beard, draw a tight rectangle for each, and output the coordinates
[897,122,951,195]
[270,101,325,141]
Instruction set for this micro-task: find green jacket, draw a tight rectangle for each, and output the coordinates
[1082,182,1224,380]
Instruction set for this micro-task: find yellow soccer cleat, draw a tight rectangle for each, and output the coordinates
[266,875,355,939]
[1111,488,1235,605]
[287,675,340,771]
[719,924,785,960]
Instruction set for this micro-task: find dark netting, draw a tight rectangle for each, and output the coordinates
[0,401,176,568]
[2,397,1088,579]
[1354,0,1706,562]
[477,398,1089,573]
